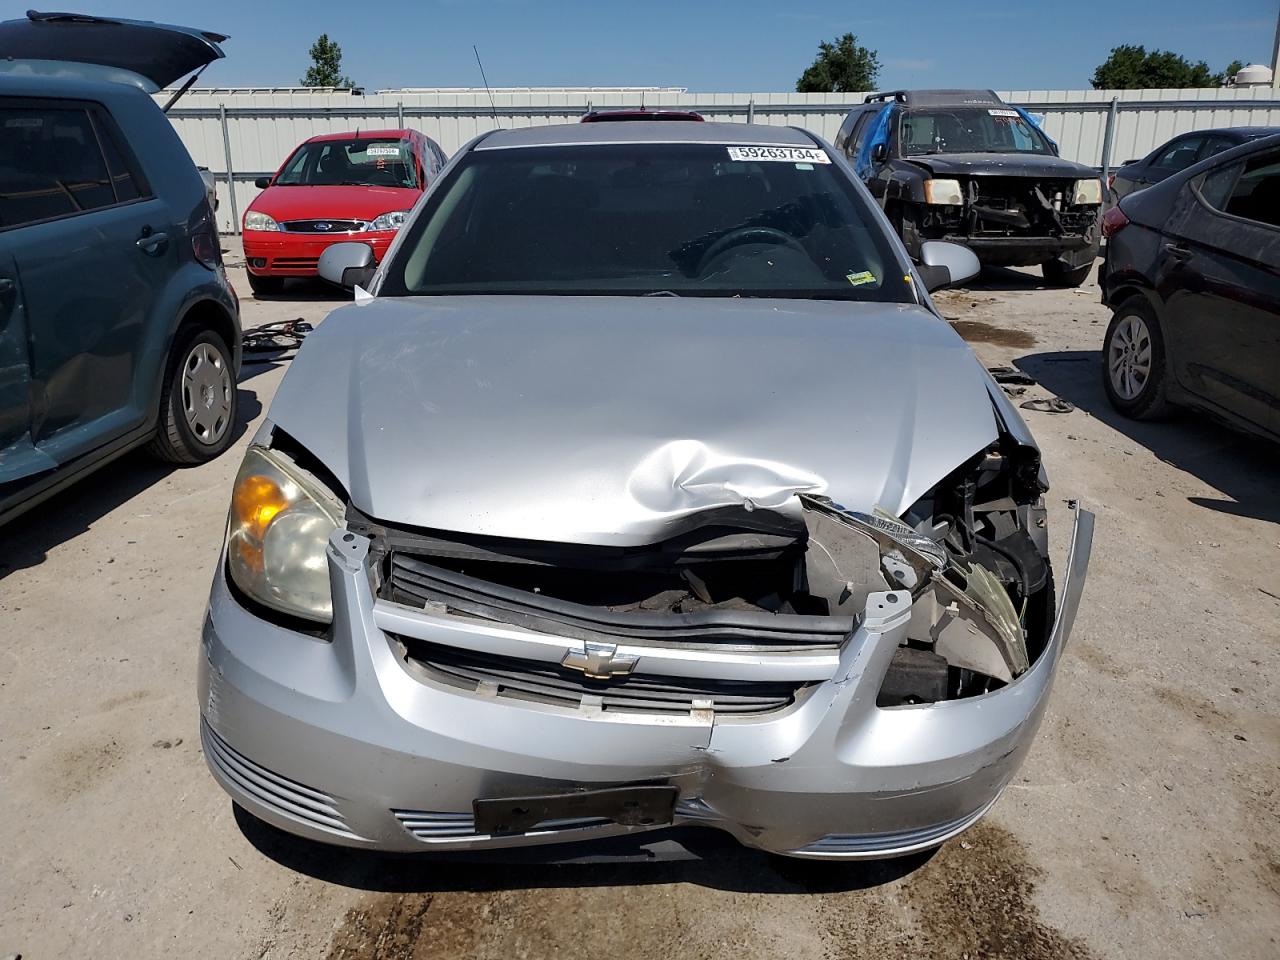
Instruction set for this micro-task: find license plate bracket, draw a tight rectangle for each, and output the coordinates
[473,785,679,836]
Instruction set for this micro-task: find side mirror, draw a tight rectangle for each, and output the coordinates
[1123,159,1140,167]
[254,177,272,189]
[917,240,981,292]
[871,142,889,164]
[318,242,376,290]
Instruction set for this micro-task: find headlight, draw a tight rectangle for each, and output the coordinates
[369,210,409,231]
[244,210,281,232]
[1072,178,1103,205]
[226,445,345,624]
[922,178,964,205]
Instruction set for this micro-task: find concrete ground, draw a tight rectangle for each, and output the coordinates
[2,241,1277,960]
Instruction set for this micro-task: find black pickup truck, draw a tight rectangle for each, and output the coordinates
[836,89,1103,287]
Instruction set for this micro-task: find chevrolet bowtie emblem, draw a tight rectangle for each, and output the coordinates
[561,641,638,679]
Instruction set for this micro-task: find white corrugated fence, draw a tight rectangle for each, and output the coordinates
[158,87,1280,234]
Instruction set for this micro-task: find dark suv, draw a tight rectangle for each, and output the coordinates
[0,11,242,525]
[836,89,1104,286]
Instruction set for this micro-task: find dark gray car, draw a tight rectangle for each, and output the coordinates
[0,11,242,525]
[1109,127,1280,203]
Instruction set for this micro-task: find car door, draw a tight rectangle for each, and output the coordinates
[0,249,57,483]
[1160,147,1280,435]
[0,98,171,466]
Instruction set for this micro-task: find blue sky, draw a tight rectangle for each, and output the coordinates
[37,1,1280,91]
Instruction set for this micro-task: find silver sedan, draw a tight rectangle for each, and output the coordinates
[200,121,1093,860]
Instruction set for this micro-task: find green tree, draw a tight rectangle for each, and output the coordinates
[1223,59,1244,83]
[1091,44,1232,89]
[301,34,355,89]
[796,33,880,93]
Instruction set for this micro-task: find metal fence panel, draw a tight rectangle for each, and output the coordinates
[162,87,1280,233]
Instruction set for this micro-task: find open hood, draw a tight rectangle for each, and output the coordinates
[266,296,1002,546]
[0,10,226,93]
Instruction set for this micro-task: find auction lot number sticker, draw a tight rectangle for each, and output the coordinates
[727,146,831,164]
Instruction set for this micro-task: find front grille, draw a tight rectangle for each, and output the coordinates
[392,808,609,842]
[201,719,359,840]
[397,637,806,716]
[280,219,365,233]
[386,553,851,649]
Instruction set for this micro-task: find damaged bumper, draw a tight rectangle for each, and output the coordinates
[199,504,1093,859]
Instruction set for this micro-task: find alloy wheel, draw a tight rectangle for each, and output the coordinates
[1107,312,1153,401]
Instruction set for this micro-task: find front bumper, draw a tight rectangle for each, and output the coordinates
[199,506,1093,859]
[242,230,396,276]
[947,235,1100,268]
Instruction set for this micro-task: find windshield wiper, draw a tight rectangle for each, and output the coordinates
[642,290,681,297]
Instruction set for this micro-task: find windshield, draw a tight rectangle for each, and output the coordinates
[274,138,418,188]
[899,107,1052,156]
[380,143,911,302]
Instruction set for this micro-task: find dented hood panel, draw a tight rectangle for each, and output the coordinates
[903,153,1097,180]
[267,296,1000,545]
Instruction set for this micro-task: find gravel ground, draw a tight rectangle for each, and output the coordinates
[2,243,1277,960]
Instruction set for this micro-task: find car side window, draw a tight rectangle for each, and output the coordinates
[0,104,136,229]
[844,112,873,159]
[92,111,147,203]
[1152,136,1205,172]
[1219,153,1280,228]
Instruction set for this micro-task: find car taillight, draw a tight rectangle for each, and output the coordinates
[1101,206,1129,239]
[192,221,222,270]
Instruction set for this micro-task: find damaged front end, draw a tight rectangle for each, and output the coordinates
[355,431,1060,714]
[908,175,1101,269]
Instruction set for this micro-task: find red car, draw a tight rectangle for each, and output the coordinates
[242,128,447,295]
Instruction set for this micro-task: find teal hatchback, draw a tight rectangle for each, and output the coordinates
[0,11,242,525]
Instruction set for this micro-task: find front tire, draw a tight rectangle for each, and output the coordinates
[246,272,284,297]
[1101,299,1171,420]
[1041,259,1093,287]
[148,327,238,464]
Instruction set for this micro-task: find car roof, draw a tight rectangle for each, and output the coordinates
[866,89,1002,107]
[305,128,416,143]
[474,121,817,150]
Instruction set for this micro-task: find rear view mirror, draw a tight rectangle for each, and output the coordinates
[917,240,981,292]
[254,176,272,189]
[318,242,376,291]
[872,142,889,164]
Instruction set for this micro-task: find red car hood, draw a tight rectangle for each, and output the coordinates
[248,184,420,223]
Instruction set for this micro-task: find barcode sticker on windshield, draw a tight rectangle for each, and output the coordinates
[366,145,402,157]
[988,109,1020,118]
[726,146,831,164]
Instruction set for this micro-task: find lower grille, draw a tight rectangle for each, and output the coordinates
[392,808,609,842]
[201,719,358,840]
[272,257,320,269]
[398,638,805,716]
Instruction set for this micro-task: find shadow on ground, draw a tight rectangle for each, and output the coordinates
[234,804,934,895]
[1017,349,1280,525]
[247,278,353,303]
[0,387,262,578]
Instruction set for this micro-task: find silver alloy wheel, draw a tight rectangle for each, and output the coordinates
[181,341,233,445]
[1108,312,1153,401]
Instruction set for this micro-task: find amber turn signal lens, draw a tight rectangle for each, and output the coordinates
[232,473,289,541]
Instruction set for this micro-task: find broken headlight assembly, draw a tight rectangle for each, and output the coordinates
[1071,178,1103,205]
[922,178,964,205]
[226,445,346,624]
[802,439,1054,706]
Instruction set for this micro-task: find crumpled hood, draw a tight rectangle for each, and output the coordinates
[267,296,1001,546]
[904,153,1097,179]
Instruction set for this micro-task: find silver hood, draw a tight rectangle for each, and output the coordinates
[267,296,1001,546]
